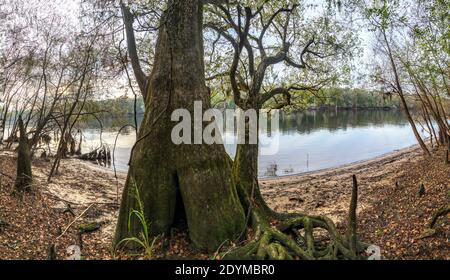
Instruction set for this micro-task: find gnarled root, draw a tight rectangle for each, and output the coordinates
[224,175,368,260]
[224,210,367,260]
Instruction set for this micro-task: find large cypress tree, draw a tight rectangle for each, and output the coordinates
[114,0,245,251]
[115,0,366,259]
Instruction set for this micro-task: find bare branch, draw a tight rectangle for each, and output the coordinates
[120,2,149,101]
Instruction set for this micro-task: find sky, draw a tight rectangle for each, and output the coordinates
[1,0,376,99]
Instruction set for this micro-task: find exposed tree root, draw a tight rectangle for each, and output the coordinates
[252,189,307,221]
[224,175,368,260]
[419,204,450,239]
[224,212,367,260]
[428,204,450,229]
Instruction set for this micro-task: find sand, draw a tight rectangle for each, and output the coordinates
[260,145,424,223]
[31,158,126,243]
[0,144,425,247]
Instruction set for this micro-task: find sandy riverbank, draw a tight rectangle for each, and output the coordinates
[260,144,424,223]
[37,143,423,231]
[1,144,422,243]
[0,143,448,259]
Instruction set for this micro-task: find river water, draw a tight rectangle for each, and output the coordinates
[80,109,426,177]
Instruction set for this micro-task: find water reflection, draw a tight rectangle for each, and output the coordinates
[81,110,421,177]
[277,109,408,134]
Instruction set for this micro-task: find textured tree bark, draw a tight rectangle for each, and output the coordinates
[114,0,245,252]
[233,142,276,217]
[15,116,32,192]
[232,109,285,218]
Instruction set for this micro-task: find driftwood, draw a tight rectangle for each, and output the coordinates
[56,203,95,240]
[78,144,111,166]
[0,170,14,180]
[0,218,9,231]
[63,203,76,217]
[5,134,19,143]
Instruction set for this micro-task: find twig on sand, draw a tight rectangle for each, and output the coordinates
[43,191,117,207]
[56,203,95,240]
[0,171,14,180]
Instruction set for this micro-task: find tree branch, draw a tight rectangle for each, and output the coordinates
[120,2,149,101]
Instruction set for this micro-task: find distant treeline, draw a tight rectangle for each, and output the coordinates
[84,97,146,116]
[211,87,404,110]
[287,87,402,110]
[75,88,435,120]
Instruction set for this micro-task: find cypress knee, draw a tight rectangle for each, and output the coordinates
[15,116,33,192]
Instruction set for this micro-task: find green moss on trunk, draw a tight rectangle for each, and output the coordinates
[114,0,245,252]
[233,142,277,218]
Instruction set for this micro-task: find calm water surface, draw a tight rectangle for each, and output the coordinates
[81,110,425,177]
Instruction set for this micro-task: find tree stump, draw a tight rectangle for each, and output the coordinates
[14,116,33,192]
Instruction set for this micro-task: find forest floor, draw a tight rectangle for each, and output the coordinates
[0,144,448,260]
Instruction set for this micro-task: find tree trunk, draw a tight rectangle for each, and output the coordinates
[15,116,32,192]
[232,111,279,218]
[397,93,430,155]
[114,0,245,252]
[381,30,430,156]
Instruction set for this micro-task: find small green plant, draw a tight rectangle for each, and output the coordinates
[116,181,159,259]
[375,228,384,237]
